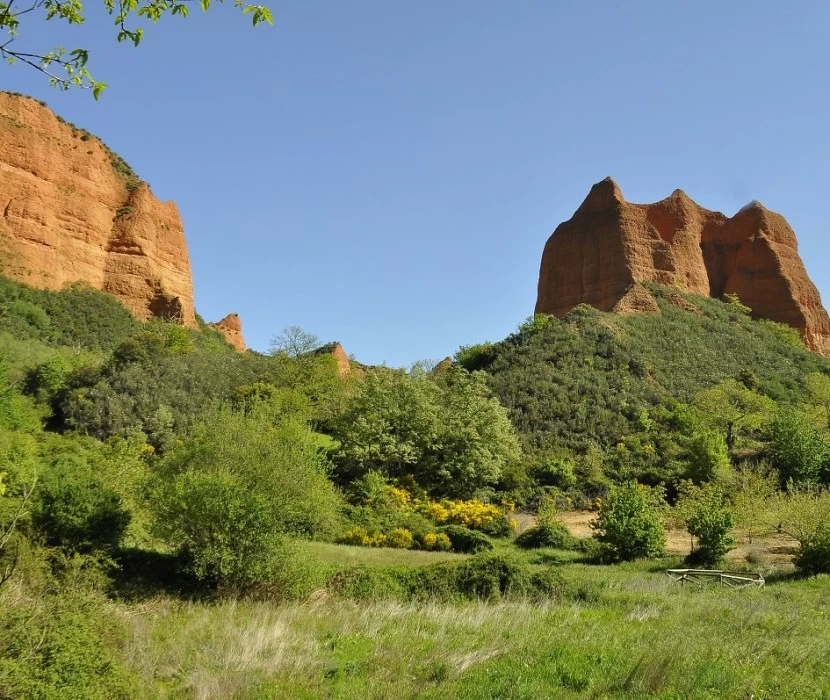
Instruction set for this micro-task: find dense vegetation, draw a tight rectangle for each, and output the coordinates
[457,286,830,497]
[0,275,828,697]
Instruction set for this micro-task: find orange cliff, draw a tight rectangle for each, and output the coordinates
[535,178,830,355]
[0,92,197,327]
[208,313,246,352]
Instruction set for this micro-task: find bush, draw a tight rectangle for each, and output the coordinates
[421,532,452,551]
[32,455,130,554]
[477,512,515,538]
[592,481,666,561]
[676,481,736,566]
[794,522,830,576]
[154,406,344,590]
[515,523,577,550]
[454,553,533,600]
[385,527,414,549]
[771,487,830,575]
[532,457,577,489]
[443,525,494,554]
[329,553,565,602]
[767,408,829,486]
[0,590,138,699]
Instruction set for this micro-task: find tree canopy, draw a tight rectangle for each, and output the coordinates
[0,0,273,97]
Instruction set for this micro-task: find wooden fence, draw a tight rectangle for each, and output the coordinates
[665,569,765,589]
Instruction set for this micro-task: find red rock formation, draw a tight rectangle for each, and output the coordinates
[536,178,830,355]
[329,343,352,377]
[209,313,246,351]
[0,93,196,327]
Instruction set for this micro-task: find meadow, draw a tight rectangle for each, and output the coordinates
[117,541,830,699]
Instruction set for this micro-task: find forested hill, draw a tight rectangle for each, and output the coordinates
[457,284,830,493]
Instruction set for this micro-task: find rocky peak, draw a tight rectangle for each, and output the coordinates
[574,176,625,215]
[0,92,196,327]
[208,313,246,351]
[536,179,830,355]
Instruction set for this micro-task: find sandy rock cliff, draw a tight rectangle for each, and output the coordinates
[0,93,197,327]
[208,313,246,352]
[536,178,830,355]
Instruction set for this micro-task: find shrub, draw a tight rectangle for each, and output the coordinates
[414,498,503,529]
[0,590,139,698]
[592,481,666,561]
[421,532,452,551]
[477,512,515,538]
[339,526,370,546]
[794,522,830,575]
[454,553,533,600]
[154,406,344,590]
[515,523,577,550]
[443,525,494,554]
[532,457,577,489]
[771,487,830,575]
[385,527,414,549]
[32,455,130,554]
[676,481,736,566]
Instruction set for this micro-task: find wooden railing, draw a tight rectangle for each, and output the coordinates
[665,569,765,589]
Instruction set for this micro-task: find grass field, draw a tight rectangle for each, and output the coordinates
[116,538,830,699]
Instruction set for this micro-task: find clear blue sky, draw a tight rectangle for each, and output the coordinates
[4,1,830,366]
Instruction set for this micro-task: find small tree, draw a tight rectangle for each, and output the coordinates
[771,487,830,575]
[794,522,830,576]
[269,326,320,358]
[686,430,730,483]
[805,372,830,431]
[675,481,735,566]
[766,408,829,486]
[591,481,666,561]
[693,379,774,450]
[729,464,778,544]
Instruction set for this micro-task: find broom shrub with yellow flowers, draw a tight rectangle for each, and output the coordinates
[339,471,513,551]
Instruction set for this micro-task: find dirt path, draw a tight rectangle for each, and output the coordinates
[522,510,798,567]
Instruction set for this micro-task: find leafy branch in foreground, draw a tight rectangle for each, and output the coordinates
[0,0,273,97]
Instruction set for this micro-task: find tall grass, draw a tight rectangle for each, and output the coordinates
[119,560,830,699]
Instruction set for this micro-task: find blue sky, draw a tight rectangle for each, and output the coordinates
[4,1,830,366]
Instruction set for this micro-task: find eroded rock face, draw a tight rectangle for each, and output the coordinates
[209,313,246,351]
[536,178,830,355]
[329,343,352,377]
[0,93,196,327]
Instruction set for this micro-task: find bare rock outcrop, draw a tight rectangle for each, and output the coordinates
[209,313,246,351]
[0,93,196,327]
[536,178,830,355]
[329,343,353,377]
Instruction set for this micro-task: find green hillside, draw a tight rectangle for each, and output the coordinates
[457,284,830,496]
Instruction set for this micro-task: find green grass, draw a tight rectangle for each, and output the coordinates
[114,555,830,699]
[302,540,462,567]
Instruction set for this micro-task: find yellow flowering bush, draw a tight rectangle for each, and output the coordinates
[388,487,411,507]
[339,526,387,548]
[340,526,369,546]
[422,532,452,551]
[413,498,501,528]
[339,526,415,549]
[385,528,414,549]
[363,532,387,548]
[417,501,450,522]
